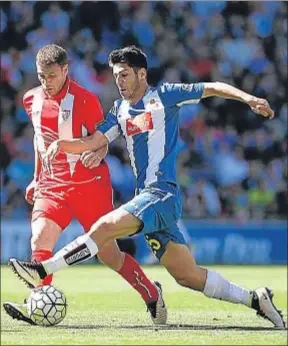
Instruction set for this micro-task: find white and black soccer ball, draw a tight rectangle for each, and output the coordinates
[27,285,67,326]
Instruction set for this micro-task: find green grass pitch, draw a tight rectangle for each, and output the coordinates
[1,265,287,345]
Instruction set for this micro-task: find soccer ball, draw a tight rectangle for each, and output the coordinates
[27,285,67,326]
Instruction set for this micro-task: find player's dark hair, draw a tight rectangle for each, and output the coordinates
[36,44,68,67]
[108,46,147,70]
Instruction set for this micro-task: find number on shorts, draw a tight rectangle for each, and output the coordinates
[147,238,161,254]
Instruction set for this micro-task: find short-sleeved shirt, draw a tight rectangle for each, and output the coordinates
[23,77,110,185]
[98,82,204,190]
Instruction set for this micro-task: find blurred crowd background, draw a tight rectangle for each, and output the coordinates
[1,1,287,222]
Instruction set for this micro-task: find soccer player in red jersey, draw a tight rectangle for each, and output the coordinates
[3,44,167,325]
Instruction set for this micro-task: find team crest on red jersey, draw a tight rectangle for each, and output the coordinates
[61,109,71,121]
[126,112,154,136]
[32,110,41,118]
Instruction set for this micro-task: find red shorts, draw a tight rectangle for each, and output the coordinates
[32,176,113,232]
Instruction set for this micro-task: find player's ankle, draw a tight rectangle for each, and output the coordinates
[145,291,159,304]
[249,291,259,310]
[41,261,52,276]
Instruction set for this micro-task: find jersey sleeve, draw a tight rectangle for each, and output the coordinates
[84,94,104,134]
[158,82,204,107]
[22,92,33,120]
[97,103,122,143]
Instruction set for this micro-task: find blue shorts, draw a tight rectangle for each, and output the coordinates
[121,182,186,260]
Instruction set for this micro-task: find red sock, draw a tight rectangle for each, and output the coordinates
[32,249,53,287]
[118,253,158,304]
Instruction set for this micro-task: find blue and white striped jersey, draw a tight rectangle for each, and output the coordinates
[98,82,204,190]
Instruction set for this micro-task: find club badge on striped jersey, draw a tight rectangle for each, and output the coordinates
[149,98,161,108]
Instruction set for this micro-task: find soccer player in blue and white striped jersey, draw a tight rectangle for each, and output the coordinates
[9,46,284,328]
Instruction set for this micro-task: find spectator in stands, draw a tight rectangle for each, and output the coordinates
[0,1,287,220]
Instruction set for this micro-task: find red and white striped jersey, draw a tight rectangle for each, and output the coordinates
[23,77,110,185]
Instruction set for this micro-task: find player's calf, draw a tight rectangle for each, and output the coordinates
[30,217,62,286]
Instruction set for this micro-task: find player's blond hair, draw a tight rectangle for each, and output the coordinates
[36,44,68,67]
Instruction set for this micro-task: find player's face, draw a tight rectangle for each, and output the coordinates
[112,63,145,101]
[37,63,68,96]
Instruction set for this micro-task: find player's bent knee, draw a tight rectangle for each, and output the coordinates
[88,210,139,244]
[31,218,62,251]
[89,214,121,235]
[90,218,113,234]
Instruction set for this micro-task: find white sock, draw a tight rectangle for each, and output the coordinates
[203,270,252,306]
[42,234,98,274]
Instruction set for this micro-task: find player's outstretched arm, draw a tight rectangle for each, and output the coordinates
[80,145,109,169]
[45,131,109,162]
[202,82,274,119]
